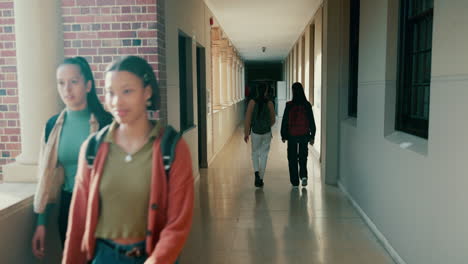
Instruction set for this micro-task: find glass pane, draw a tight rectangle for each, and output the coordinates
[420,86,425,117]
[412,24,419,50]
[424,86,430,119]
[427,0,434,9]
[419,20,426,51]
[411,54,418,85]
[418,54,425,84]
[427,17,433,49]
[412,0,419,16]
[409,0,413,16]
[425,52,431,83]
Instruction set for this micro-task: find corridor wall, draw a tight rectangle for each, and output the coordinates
[338,1,468,263]
[166,0,245,173]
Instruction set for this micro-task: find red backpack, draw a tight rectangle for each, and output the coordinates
[288,103,309,136]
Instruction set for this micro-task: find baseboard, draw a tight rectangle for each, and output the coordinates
[338,182,407,264]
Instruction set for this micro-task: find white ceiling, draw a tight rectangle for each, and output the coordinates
[204,0,321,62]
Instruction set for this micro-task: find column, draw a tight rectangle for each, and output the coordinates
[241,63,245,100]
[231,54,237,103]
[232,56,237,103]
[211,28,221,110]
[231,52,236,103]
[220,40,229,105]
[237,58,241,101]
[226,46,233,105]
[4,0,64,182]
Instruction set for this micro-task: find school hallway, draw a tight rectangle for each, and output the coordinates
[179,120,395,264]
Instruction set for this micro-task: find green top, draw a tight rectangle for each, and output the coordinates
[95,122,160,239]
[37,108,91,226]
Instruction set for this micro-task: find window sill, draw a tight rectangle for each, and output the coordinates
[385,131,428,156]
[181,124,197,134]
[212,105,226,113]
[0,183,36,217]
[342,117,357,128]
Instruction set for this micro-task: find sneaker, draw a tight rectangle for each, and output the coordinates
[259,179,264,187]
[254,172,261,187]
[301,178,308,187]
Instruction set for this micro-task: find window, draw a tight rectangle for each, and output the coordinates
[309,24,315,105]
[396,0,434,138]
[178,33,194,132]
[348,0,360,117]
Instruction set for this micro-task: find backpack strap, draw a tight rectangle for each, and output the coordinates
[160,125,181,179]
[44,114,59,143]
[83,124,181,178]
[85,125,110,167]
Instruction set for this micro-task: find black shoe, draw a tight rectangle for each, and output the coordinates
[259,179,264,187]
[254,172,261,187]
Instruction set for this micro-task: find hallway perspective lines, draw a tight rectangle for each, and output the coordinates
[180,123,395,264]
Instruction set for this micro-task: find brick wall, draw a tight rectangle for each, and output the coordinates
[0,0,19,180]
[0,0,166,180]
[61,0,166,119]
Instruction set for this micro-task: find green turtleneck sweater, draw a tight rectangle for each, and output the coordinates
[37,108,91,226]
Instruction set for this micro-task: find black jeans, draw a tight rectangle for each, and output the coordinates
[287,136,309,186]
[58,190,73,247]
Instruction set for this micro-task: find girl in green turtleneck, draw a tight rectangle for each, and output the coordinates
[31,57,112,259]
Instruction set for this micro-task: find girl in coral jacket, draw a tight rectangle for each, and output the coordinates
[62,56,194,264]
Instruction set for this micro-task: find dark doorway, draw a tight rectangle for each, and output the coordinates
[196,45,208,168]
[245,61,283,113]
[178,32,194,132]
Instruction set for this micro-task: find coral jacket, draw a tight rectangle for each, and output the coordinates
[62,131,194,264]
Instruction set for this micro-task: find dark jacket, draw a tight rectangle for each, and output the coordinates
[281,100,316,141]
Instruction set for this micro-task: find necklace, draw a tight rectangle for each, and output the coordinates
[122,126,154,163]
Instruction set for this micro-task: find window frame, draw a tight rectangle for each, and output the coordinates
[396,0,434,139]
[348,0,360,118]
[178,31,195,132]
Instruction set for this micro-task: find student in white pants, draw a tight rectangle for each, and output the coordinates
[244,83,276,187]
[250,131,272,181]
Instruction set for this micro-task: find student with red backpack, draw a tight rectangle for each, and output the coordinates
[280,82,316,188]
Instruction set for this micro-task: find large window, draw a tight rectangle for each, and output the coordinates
[348,0,360,117]
[396,0,434,138]
[179,32,194,132]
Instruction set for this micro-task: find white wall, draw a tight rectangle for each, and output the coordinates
[165,0,244,171]
[284,5,323,158]
[312,7,323,156]
[339,1,468,263]
[0,197,62,263]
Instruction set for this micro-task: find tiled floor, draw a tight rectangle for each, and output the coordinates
[179,123,395,264]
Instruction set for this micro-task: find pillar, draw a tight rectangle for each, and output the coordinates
[4,0,64,182]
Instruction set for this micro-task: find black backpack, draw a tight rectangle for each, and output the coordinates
[251,101,271,134]
[85,125,181,179]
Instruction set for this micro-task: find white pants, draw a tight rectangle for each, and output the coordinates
[251,131,272,179]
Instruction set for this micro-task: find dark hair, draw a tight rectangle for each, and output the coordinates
[105,56,160,111]
[292,82,307,103]
[255,83,268,100]
[60,56,113,126]
[254,83,269,118]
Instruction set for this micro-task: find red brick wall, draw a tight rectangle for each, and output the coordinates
[0,0,20,180]
[61,0,166,119]
[0,0,166,180]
